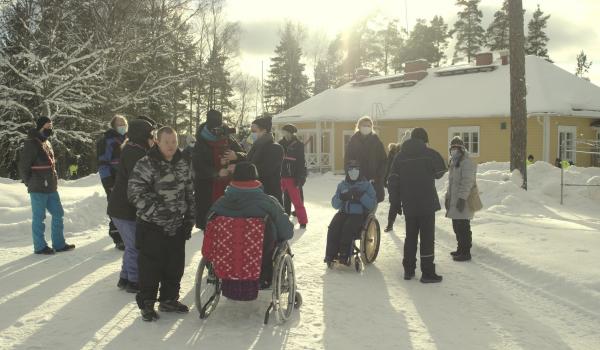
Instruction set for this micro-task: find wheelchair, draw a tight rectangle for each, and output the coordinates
[195,215,302,324]
[327,211,381,272]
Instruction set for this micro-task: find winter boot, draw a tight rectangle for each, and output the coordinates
[117,278,129,290]
[35,246,55,255]
[384,224,393,232]
[403,270,415,280]
[453,252,472,262]
[450,249,460,257]
[299,224,307,229]
[126,282,140,293]
[420,272,443,283]
[55,243,75,252]
[159,300,189,314]
[140,302,159,322]
[115,242,125,251]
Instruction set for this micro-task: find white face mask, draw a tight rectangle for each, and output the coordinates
[450,149,461,157]
[348,168,360,181]
[359,126,372,136]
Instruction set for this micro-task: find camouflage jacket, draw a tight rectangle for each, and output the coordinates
[128,146,195,235]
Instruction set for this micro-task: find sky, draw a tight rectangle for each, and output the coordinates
[224,0,600,86]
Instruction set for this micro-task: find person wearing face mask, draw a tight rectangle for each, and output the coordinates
[243,116,284,204]
[444,136,478,262]
[19,117,75,255]
[97,114,128,250]
[278,124,308,229]
[108,117,156,293]
[388,128,447,283]
[325,160,377,266]
[344,116,387,204]
[191,109,246,230]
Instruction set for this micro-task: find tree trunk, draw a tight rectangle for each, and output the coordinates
[509,0,527,189]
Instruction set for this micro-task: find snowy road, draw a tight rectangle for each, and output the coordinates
[1,164,600,349]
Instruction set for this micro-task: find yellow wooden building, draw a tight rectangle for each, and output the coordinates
[273,54,600,172]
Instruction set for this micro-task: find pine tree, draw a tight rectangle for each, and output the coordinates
[264,22,310,114]
[575,51,592,78]
[398,16,450,69]
[452,0,485,63]
[313,60,330,95]
[525,4,550,59]
[486,0,510,51]
[429,16,451,66]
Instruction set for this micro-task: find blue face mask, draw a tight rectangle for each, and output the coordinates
[251,132,259,142]
[117,126,127,136]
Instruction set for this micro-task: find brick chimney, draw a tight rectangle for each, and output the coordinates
[403,59,429,81]
[475,52,493,66]
[499,50,509,65]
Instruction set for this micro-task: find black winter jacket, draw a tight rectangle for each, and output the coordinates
[279,136,307,182]
[344,132,387,202]
[191,123,246,229]
[107,141,148,220]
[18,128,58,193]
[247,133,283,203]
[388,138,447,217]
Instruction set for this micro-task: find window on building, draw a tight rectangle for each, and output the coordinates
[448,126,480,156]
[558,126,577,162]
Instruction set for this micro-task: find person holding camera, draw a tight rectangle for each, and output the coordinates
[191,109,246,230]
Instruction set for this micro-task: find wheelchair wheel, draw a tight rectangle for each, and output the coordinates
[360,216,380,264]
[195,257,221,319]
[272,252,297,323]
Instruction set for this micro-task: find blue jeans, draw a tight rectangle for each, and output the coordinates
[30,192,66,252]
[112,217,139,282]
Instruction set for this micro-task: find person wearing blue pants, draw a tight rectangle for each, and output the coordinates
[18,117,75,254]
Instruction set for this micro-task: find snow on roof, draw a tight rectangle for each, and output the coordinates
[274,56,600,123]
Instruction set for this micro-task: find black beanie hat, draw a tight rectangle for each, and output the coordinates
[136,115,157,128]
[206,109,223,129]
[282,124,297,134]
[128,119,154,144]
[450,136,465,149]
[252,116,272,132]
[411,127,429,143]
[36,116,51,130]
[233,161,259,181]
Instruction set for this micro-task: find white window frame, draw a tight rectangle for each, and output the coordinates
[397,128,414,144]
[448,126,480,157]
[557,125,577,163]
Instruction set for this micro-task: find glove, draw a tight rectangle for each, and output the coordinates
[350,190,363,202]
[295,177,306,187]
[339,191,352,201]
[457,198,466,212]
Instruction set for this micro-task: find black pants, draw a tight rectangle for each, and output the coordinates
[136,220,186,307]
[452,219,472,254]
[101,177,122,244]
[387,201,400,227]
[403,214,436,275]
[260,227,276,285]
[326,212,364,258]
[284,186,304,215]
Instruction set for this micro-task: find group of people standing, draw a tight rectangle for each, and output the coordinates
[325,117,480,283]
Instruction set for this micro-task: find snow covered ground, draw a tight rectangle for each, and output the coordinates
[1,162,599,350]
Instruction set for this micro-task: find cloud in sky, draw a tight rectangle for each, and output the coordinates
[227,0,600,85]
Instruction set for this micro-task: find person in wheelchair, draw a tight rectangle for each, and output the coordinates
[207,161,294,288]
[325,160,377,266]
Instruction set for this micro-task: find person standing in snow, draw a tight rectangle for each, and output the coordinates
[344,116,387,204]
[18,117,75,255]
[325,160,377,266]
[191,109,246,230]
[388,128,447,283]
[445,137,478,262]
[384,143,400,232]
[107,118,156,293]
[242,116,284,204]
[278,124,308,229]
[98,115,128,250]
[128,126,195,322]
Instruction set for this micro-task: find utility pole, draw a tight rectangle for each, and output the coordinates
[509,0,527,189]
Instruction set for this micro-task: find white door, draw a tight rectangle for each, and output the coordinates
[558,126,577,163]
